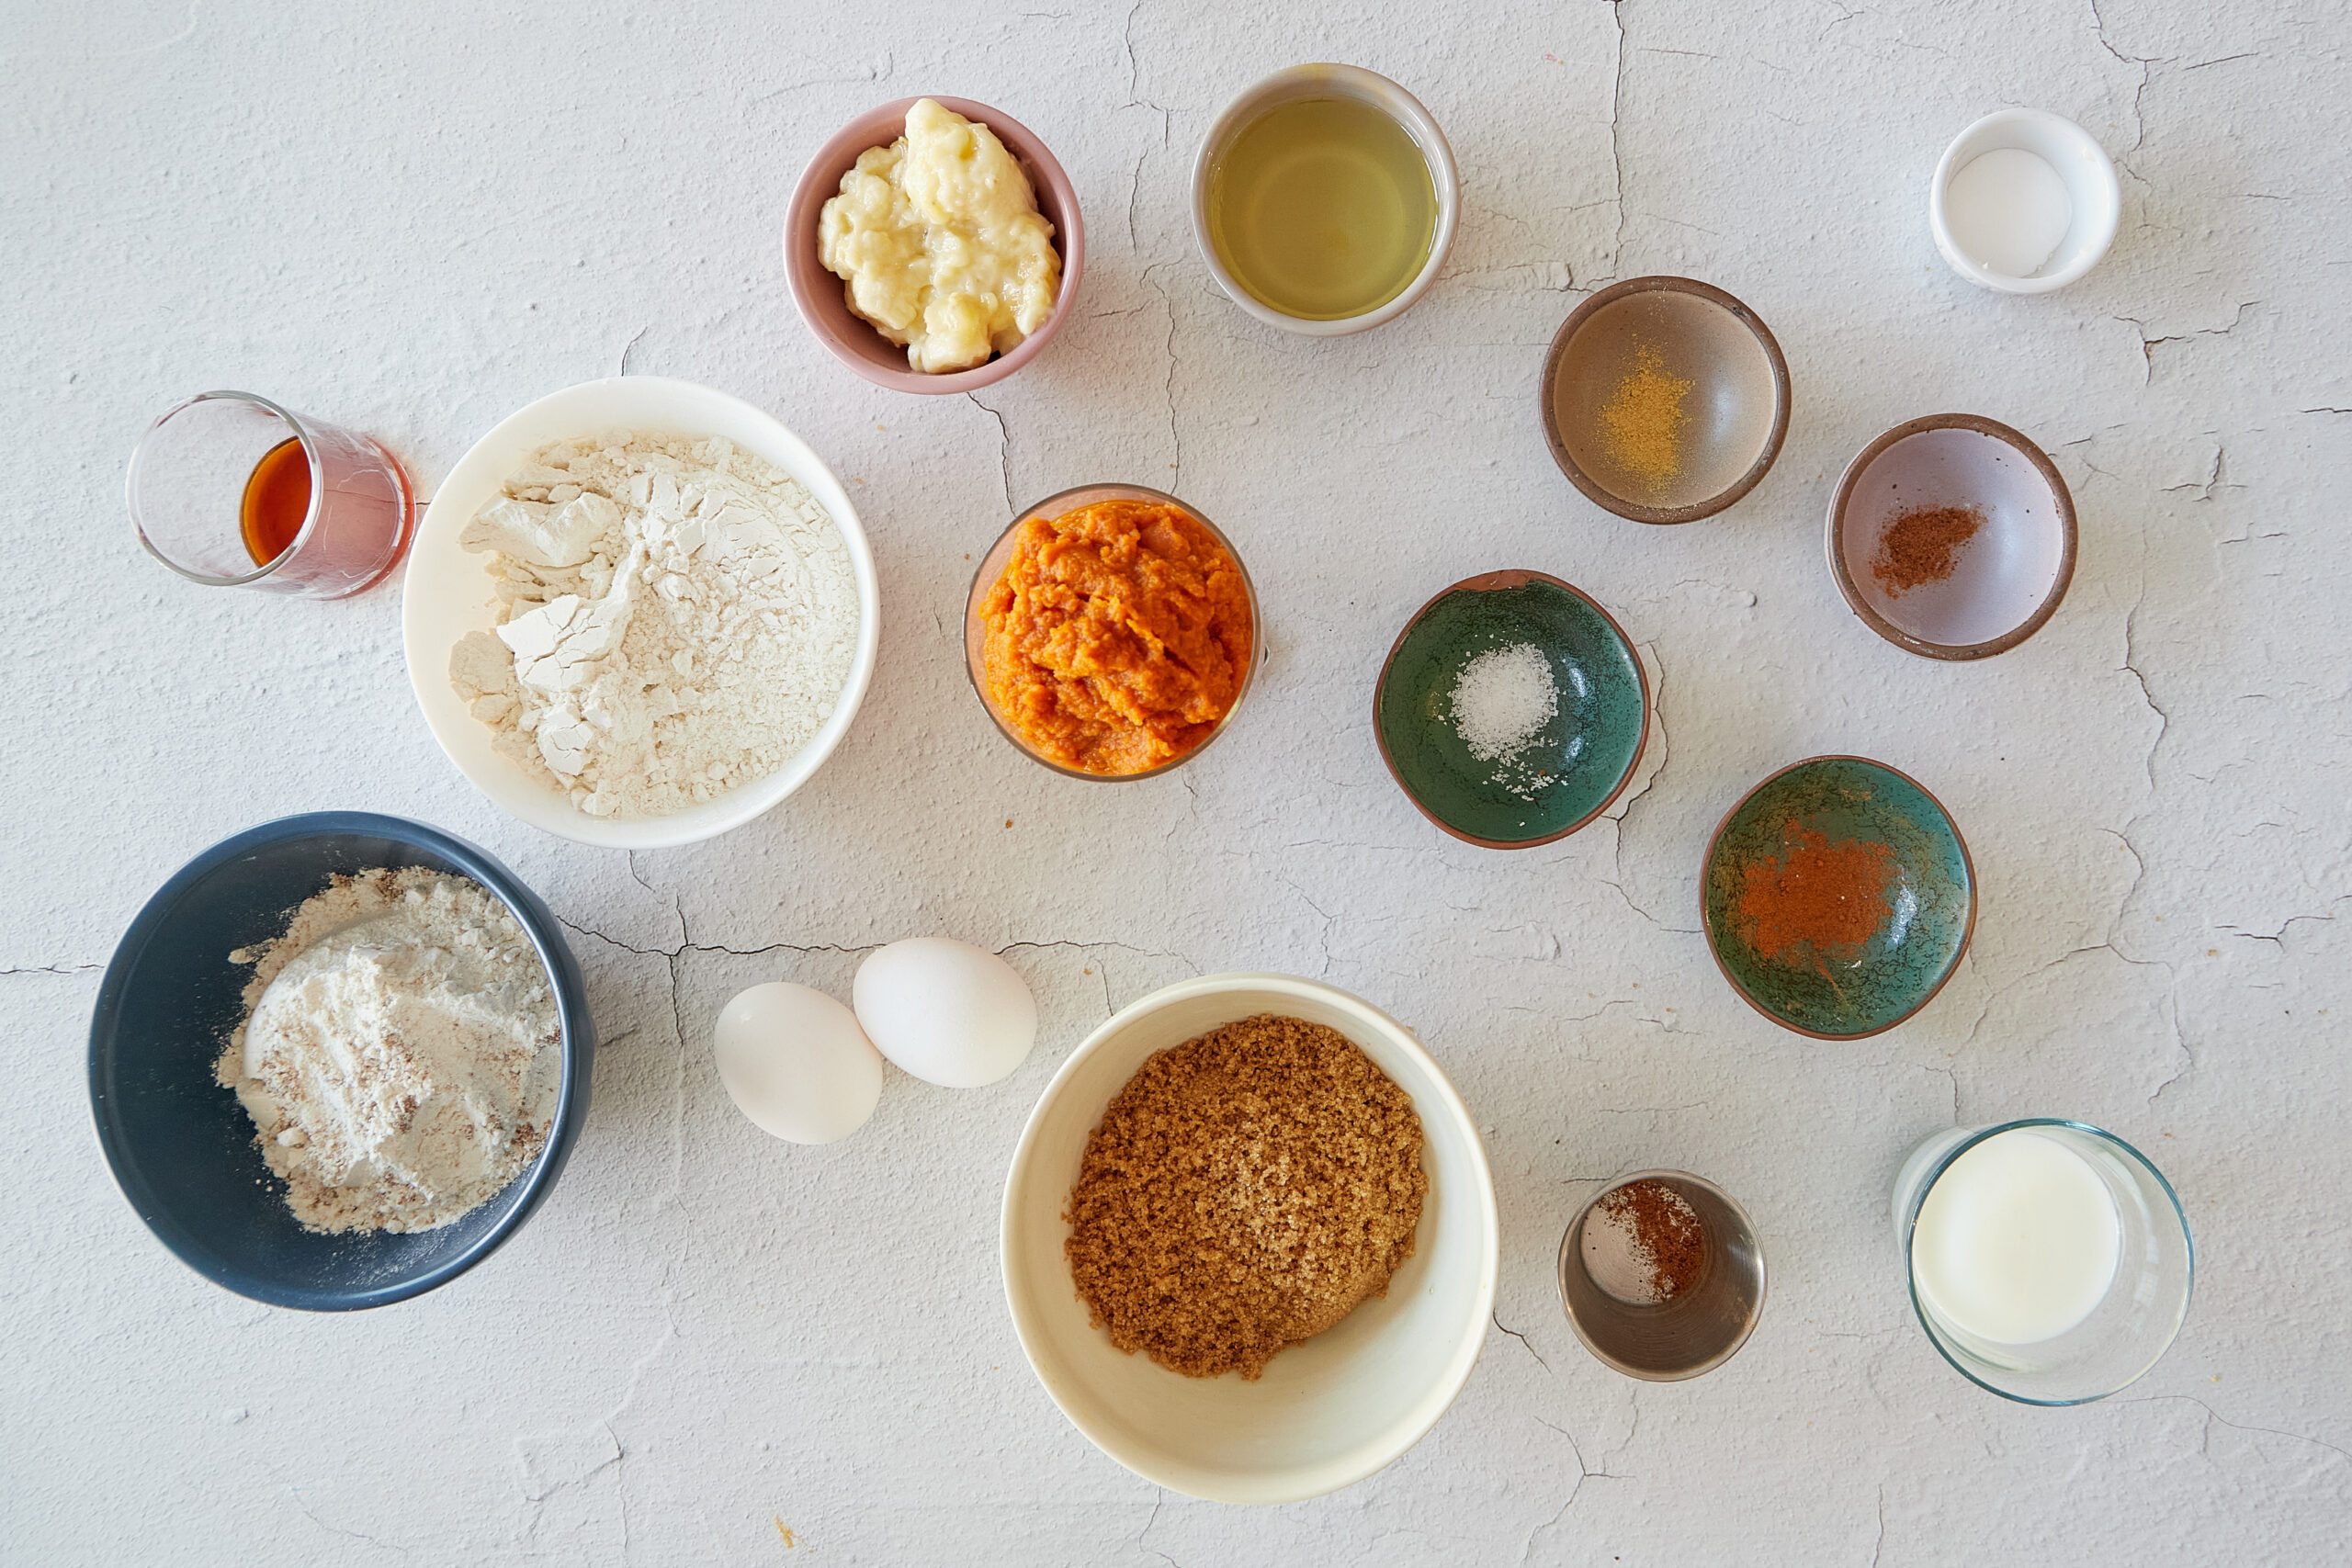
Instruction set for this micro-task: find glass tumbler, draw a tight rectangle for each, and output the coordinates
[128,390,413,598]
[1892,1118,2192,1404]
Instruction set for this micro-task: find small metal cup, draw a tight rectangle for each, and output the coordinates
[1557,1169,1766,1382]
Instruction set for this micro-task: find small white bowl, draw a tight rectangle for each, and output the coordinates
[401,377,880,850]
[1001,974,1498,1504]
[1929,108,2120,294]
[1191,63,1460,336]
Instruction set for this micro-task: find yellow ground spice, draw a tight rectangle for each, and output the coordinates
[1599,342,1692,493]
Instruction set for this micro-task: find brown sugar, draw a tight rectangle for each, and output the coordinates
[1063,1014,1427,1380]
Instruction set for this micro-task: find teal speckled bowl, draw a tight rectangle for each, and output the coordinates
[1374,571,1648,848]
[1702,757,1975,1040]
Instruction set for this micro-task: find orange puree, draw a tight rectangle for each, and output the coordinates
[980,498,1252,775]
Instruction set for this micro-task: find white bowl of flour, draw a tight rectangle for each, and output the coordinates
[403,378,880,848]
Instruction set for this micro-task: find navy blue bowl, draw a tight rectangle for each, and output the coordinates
[88,812,595,1310]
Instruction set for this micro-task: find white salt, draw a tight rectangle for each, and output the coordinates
[1448,643,1558,761]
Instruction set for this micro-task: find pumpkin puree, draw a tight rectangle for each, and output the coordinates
[979,498,1252,774]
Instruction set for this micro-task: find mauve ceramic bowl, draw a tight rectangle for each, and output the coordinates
[783,96,1084,394]
[1828,413,2076,660]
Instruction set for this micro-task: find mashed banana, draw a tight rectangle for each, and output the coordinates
[817,99,1062,374]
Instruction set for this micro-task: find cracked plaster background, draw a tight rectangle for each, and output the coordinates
[3,0,2347,1561]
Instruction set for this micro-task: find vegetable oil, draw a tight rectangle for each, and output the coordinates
[1205,96,1437,321]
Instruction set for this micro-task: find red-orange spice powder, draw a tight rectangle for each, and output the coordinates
[1733,820,1898,964]
[1871,503,1984,595]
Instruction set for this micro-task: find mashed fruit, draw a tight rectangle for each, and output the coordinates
[980,498,1252,775]
[817,98,1062,374]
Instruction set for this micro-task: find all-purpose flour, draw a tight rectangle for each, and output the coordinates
[219,868,560,1235]
[449,432,859,818]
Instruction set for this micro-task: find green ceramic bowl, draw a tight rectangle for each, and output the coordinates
[1374,571,1648,848]
[1701,756,1975,1039]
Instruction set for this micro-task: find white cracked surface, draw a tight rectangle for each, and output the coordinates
[5,0,2348,1561]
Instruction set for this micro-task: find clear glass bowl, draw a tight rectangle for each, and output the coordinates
[1892,1118,2193,1404]
[962,482,1261,782]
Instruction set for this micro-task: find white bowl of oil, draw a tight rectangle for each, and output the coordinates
[1191,64,1459,336]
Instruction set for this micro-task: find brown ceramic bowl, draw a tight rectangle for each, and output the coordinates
[1542,276,1791,524]
[963,483,1261,782]
[783,96,1085,394]
[1826,413,2077,660]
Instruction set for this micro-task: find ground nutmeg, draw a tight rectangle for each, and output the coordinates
[1596,1179,1707,1302]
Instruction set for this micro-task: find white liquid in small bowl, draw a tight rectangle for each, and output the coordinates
[1944,147,2074,279]
[1912,1127,2120,1345]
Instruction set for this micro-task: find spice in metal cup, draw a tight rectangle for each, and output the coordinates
[1558,1169,1765,1382]
[1585,1178,1707,1303]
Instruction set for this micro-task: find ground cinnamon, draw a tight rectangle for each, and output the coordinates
[1597,1179,1706,1301]
[1732,819,1898,965]
[1871,503,1984,594]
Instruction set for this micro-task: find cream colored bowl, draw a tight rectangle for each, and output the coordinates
[1000,974,1498,1504]
[401,377,879,849]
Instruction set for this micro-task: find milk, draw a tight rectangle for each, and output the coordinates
[1943,147,2074,279]
[1911,1127,2120,1345]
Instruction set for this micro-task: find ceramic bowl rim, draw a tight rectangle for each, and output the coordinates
[1826,412,2079,660]
[1373,569,1650,849]
[399,375,881,849]
[961,481,1261,783]
[1928,107,2120,295]
[998,971,1501,1503]
[782,95,1086,393]
[85,810,595,1311]
[1540,275,1793,525]
[1698,755,1978,1042]
[1555,1167,1769,1382]
[1188,62,1462,338]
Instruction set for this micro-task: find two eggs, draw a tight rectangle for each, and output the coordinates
[714,938,1036,1144]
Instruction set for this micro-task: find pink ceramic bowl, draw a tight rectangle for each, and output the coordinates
[783,97,1084,395]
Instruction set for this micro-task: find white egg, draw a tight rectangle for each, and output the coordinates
[852,938,1037,1089]
[712,982,883,1145]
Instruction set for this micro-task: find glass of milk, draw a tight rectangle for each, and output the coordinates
[1892,1119,2191,1403]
